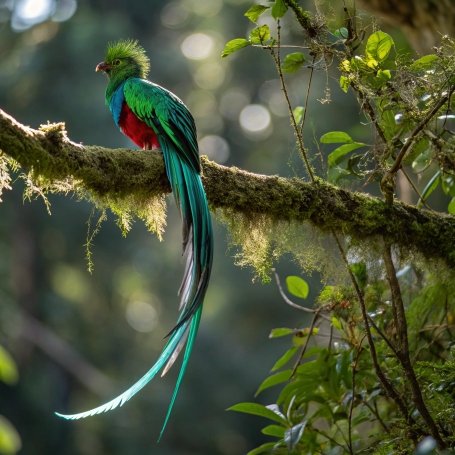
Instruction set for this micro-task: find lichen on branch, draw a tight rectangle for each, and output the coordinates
[1,108,455,270]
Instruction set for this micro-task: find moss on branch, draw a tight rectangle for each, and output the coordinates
[1,108,455,268]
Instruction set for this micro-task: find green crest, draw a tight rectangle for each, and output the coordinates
[105,39,150,78]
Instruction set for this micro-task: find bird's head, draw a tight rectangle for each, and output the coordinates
[96,39,150,81]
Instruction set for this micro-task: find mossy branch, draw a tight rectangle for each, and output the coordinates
[1,108,455,267]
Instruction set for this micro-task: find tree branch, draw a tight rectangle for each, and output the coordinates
[1,108,455,267]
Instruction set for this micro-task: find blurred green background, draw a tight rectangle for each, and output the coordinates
[0,0,412,453]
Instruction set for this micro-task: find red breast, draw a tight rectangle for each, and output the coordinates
[119,102,160,150]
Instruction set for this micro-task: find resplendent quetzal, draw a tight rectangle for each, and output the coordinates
[56,39,213,439]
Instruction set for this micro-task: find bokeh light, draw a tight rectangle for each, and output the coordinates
[160,1,189,29]
[12,0,53,30]
[51,263,91,304]
[199,134,230,163]
[186,89,218,119]
[125,300,158,333]
[259,79,288,117]
[219,87,250,120]
[8,0,76,30]
[193,62,225,90]
[181,32,214,60]
[182,0,222,17]
[52,0,76,22]
[239,104,271,134]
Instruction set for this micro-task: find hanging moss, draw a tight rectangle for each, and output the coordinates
[1,109,455,278]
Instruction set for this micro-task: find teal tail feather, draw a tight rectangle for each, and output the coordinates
[55,321,189,420]
[55,136,213,439]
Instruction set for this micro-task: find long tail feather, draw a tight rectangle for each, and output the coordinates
[55,323,189,420]
[55,135,212,438]
[158,305,202,442]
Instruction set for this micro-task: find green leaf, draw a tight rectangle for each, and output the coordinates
[334,27,349,39]
[269,327,294,338]
[0,346,18,385]
[261,424,285,438]
[244,4,270,23]
[256,370,292,396]
[247,442,277,455]
[365,57,378,69]
[350,262,367,289]
[410,54,439,72]
[221,38,250,58]
[375,68,391,85]
[320,131,353,144]
[328,165,351,183]
[271,0,288,19]
[227,402,287,425]
[448,197,455,214]
[442,174,455,197]
[331,316,342,330]
[412,147,433,173]
[402,137,428,165]
[417,171,441,208]
[328,142,365,167]
[380,109,402,140]
[281,52,306,73]
[285,422,306,450]
[339,75,350,92]
[366,31,393,62]
[286,275,309,299]
[349,56,369,71]
[249,25,271,44]
[0,416,21,454]
[293,106,305,125]
[271,347,298,372]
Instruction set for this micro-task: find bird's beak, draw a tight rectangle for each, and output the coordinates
[95,61,111,73]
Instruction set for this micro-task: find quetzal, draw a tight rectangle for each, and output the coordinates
[56,39,213,439]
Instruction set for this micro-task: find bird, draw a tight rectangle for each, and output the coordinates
[55,39,213,440]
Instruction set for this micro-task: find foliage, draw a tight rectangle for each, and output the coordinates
[224,1,455,453]
[230,271,455,454]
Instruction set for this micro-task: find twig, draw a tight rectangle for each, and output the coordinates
[252,44,311,49]
[313,428,349,452]
[347,340,365,454]
[334,421,352,450]
[382,243,446,449]
[273,269,323,315]
[328,324,334,354]
[283,0,321,38]
[299,54,316,136]
[353,83,388,145]
[331,231,415,432]
[362,399,390,433]
[366,314,400,358]
[291,310,320,376]
[269,24,316,182]
[399,168,434,211]
[389,86,455,175]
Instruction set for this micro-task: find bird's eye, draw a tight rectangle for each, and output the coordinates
[113,59,121,66]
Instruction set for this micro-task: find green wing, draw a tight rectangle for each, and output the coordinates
[123,77,200,173]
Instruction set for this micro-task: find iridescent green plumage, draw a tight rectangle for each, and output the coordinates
[55,40,213,440]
